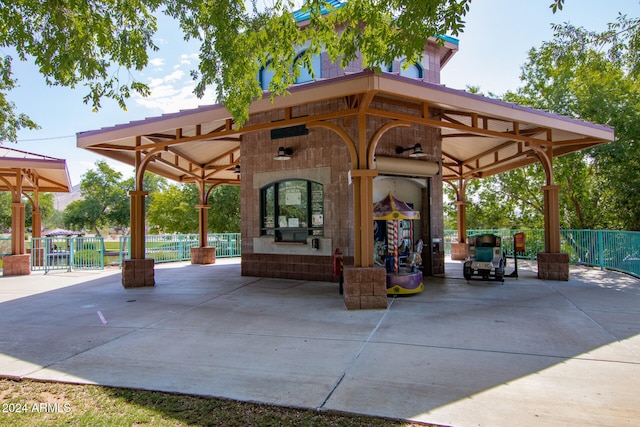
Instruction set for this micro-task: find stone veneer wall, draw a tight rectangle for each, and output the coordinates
[241,39,446,281]
[240,99,354,281]
[240,96,445,281]
[537,252,570,281]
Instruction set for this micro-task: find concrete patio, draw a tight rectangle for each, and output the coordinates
[1,257,638,426]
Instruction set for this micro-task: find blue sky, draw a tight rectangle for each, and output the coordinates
[7,0,639,187]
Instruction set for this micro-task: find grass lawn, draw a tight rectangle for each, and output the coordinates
[0,379,435,426]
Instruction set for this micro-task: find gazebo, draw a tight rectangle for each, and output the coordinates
[0,147,72,275]
[76,2,614,308]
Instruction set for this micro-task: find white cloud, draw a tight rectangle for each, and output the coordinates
[163,70,185,83]
[149,58,165,67]
[180,53,198,65]
[134,79,212,114]
[132,50,213,114]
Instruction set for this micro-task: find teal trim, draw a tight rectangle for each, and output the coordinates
[30,237,105,273]
[437,34,459,45]
[294,0,345,22]
[0,237,10,257]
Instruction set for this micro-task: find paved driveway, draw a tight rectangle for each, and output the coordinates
[1,258,638,426]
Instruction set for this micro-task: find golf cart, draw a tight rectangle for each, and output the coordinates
[463,233,507,282]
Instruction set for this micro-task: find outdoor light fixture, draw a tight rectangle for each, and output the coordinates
[396,143,427,158]
[233,164,241,174]
[274,146,293,160]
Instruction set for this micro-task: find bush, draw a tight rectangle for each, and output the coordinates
[73,249,103,267]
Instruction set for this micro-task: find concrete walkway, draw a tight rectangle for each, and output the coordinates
[1,258,638,426]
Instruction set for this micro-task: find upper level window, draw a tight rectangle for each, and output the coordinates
[259,64,276,90]
[261,179,324,242]
[294,51,322,83]
[259,50,321,89]
[399,60,423,79]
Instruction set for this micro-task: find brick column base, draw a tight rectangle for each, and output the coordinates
[122,258,155,288]
[191,246,216,265]
[343,267,388,310]
[451,243,469,260]
[537,252,569,281]
[2,254,31,276]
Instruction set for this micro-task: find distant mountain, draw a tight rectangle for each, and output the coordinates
[54,184,82,211]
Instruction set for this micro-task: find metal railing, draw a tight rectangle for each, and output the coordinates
[30,236,105,272]
[445,229,640,279]
[0,237,10,257]
[0,234,242,273]
[4,230,637,279]
[119,233,242,264]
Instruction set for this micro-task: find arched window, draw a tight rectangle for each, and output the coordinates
[399,60,423,79]
[259,63,276,90]
[261,180,324,242]
[294,50,322,84]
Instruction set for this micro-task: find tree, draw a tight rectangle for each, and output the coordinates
[63,161,129,234]
[146,184,198,234]
[1,0,158,143]
[0,191,54,232]
[25,192,54,230]
[208,185,240,233]
[1,56,39,142]
[1,0,472,141]
[146,183,240,234]
[503,17,640,230]
[455,12,640,231]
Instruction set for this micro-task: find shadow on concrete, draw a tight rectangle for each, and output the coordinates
[0,258,638,426]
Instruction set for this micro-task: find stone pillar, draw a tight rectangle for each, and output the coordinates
[191,246,216,265]
[122,258,155,288]
[3,254,31,276]
[537,252,569,281]
[343,266,388,310]
[451,242,469,260]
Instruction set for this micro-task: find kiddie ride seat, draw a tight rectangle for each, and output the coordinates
[463,234,507,282]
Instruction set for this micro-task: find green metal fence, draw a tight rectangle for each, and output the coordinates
[445,229,640,279]
[0,237,10,257]
[119,233,242,264]
[30,236,105,273]
[4,231,637,279]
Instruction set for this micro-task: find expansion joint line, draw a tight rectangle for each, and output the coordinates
[316,296,397,411]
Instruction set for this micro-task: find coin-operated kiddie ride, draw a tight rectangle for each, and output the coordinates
[463,233,507,282]
[373,193,424,295]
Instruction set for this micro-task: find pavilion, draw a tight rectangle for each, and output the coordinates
[0,147,71,275]
[76,3,614,308]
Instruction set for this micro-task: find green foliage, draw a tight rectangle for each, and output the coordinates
[146,183,240,234]
[0,0,159,104]
[459,13,640,231]
[0,192,54,231]
[146,184,199,234]
[1,0,474,133]
[208,185,241,233]
[0,192,11,230]
[63,161,128,233]
[73,249,103,267]
[0,56,39,143]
